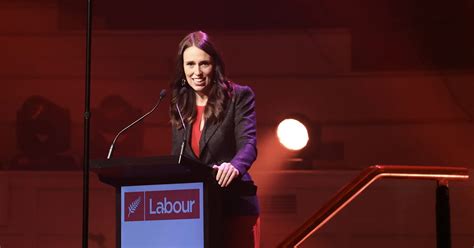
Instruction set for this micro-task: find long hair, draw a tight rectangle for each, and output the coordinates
[170,31,233,128]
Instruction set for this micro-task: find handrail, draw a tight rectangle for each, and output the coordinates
[278,165,469,248]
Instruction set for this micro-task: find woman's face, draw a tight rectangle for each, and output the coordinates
[183,46,214,96]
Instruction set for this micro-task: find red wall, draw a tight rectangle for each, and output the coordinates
[1,1,473,247]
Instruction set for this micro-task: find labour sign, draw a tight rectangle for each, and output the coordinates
[120,182,204,248]
[124,189,200,221]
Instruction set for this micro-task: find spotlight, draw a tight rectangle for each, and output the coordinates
[277,118,309,151]
[275,115,345,170]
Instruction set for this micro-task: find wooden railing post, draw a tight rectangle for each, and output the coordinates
[436,179,451,248]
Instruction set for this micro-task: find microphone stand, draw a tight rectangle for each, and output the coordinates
[107,90,167,159]
[82,0,93,247]
[176,103,187,165]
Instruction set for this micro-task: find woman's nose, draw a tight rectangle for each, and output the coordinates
[193,66,202,75]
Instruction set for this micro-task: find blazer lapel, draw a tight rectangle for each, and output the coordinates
[199,120,222,156]
[199,101,232,158]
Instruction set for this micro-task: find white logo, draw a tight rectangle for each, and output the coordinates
[128,196,142,217]
[149,197,195,215]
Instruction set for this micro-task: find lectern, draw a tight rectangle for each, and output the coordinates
[92,155,223,248]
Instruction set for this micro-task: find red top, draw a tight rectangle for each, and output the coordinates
[191,105,205,158]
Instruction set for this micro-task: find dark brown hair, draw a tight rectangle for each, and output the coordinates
[170,31,233,128]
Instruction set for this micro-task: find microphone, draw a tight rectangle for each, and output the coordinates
[106,89,167,159]
[176,87,187,165]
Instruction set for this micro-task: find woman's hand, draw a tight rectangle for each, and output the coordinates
[212,162,239,187]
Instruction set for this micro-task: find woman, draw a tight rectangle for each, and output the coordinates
[170,31,260,247]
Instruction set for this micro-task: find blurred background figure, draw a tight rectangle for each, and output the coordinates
[12,95,76,170]
[90,95,144,160]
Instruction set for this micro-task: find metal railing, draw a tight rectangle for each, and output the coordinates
[278,165,469,248]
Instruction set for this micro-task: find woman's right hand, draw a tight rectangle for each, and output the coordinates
[212,162,239,187]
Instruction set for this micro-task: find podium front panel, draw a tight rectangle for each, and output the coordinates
[120,182,204,248]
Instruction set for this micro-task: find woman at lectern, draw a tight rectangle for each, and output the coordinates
[170,31,260,247]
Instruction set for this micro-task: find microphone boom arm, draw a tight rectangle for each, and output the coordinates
[176,102,187,165]
[106,89,166,159]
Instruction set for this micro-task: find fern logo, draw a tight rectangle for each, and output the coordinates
[128,196,142,217]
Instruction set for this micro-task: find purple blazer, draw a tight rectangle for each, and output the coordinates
[171,83,259,216]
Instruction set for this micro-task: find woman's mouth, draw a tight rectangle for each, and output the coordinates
[193,78,206,85]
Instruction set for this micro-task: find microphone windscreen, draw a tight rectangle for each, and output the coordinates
[159,89,167,99]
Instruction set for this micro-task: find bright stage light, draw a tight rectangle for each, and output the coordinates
[277,118,309,151]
